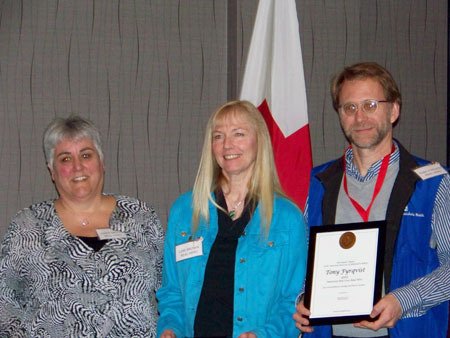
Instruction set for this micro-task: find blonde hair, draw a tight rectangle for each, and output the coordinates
[191,100,285,234]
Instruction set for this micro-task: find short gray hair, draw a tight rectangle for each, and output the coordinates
[43,115,104,168]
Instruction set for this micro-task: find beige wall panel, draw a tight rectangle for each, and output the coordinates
[292,0,447,167]
[0,1,228,236]
[0,0,447,237]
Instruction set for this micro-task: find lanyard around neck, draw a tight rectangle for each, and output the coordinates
[342,146,394,222]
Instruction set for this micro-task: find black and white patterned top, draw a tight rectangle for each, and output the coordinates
[0,195,164,338]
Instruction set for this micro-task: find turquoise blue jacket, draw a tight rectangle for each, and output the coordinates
[305,143,448,338]
[156,191,307,338]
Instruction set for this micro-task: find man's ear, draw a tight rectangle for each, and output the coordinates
[390,102,400,124]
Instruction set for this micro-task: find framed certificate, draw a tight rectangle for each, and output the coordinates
[303,221,386,325]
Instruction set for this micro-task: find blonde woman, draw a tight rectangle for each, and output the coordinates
[157,100,307,338]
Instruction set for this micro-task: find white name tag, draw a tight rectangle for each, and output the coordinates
[176,237,203,262]
[413,163,448,180]
[96,228,127,240]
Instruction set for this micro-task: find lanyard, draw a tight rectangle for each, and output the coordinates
[342,146,393,222]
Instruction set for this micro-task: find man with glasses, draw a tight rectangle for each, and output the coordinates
[294,62,450,338]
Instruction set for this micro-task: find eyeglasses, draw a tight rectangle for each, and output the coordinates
[338,99,390,116]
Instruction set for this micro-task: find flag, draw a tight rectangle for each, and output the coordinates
[240,0,312,210]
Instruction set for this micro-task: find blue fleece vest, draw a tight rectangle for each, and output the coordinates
[305,155,448,338]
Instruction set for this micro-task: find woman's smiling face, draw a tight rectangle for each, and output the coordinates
[212,113,258,181]
[50,137,104,202]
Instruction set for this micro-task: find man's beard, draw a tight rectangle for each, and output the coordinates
[341,117,392,150]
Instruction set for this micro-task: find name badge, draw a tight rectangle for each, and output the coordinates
[176,237,203,262]
[96,228,128,240]
[413,162,448,180]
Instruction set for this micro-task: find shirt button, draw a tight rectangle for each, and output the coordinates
[239,258,246,263]
[239,287,245,292]
[237,316,243,322]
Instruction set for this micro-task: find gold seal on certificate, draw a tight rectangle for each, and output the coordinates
[339,231,356,249]
[303,221,386,325]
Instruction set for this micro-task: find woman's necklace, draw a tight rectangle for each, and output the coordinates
[73,213,93,227]
[228,199,244,219]
[57,199,96,228]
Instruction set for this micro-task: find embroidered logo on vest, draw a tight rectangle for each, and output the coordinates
[403,205,425,218]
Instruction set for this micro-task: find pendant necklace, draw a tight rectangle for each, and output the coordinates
[228,200,244,219]
[58,200,93,227]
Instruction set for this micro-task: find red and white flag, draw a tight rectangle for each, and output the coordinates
[240,0,312,210]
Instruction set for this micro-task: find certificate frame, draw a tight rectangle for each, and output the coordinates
[303,221,386,325]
